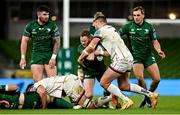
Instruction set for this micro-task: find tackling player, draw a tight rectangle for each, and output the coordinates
[78,11,159,109]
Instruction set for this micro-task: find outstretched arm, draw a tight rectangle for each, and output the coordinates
[0,84,18,92]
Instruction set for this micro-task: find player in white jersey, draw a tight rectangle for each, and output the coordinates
[33,74,111,109]
[78,12,158,109]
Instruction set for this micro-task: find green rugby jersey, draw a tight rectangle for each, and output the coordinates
[22,91,42,109]
[119,21,157,58]
[77,44,106,79]
[23,20,60,52]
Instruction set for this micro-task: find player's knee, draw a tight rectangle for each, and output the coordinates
[85,92,93,99]
[100,80,109,89]
[153,79,160,84]
[119,82,129,90]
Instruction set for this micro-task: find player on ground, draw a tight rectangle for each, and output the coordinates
[0,84,75,109]
[31,74,112,109]
[119,6,165,108]
[19,5,60,82]
[78,12,158,109]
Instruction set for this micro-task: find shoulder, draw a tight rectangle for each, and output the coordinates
[144,21,153,27]
[48,20,58,26]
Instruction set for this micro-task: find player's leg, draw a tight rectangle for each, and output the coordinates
[118,71,158,109]
[83,78,95,99]
[144,56,160,108]
[133,63,149,108]
[44,51,57,77]
[146,63,160,92]
[100,67,132,109]
[31,64,44,82]
[44,64,57,77]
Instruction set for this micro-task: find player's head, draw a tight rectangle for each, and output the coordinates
[36,5,50,23]
[132,6,145,25]
[80,30,92,47]
[25,83,34,92]
[93,12,107,29]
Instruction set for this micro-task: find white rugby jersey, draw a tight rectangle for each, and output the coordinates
[33,74,83,100]
[94,25,132,61]
[34,75,66,98]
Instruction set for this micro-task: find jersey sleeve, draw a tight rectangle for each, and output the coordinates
[23,23,31,37]
[52,23,60,37]
[93,30,102,39]
[119,23,130,36]
[150,25,158,41]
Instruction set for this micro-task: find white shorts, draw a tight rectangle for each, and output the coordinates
[63,74,84,102]
[110,56,133,73]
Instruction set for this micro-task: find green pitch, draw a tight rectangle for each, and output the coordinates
[0,96,180,114]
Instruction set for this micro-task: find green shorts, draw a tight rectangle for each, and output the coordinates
[133,54,156,68]
[83,66,105,82]
[30,51,52,65]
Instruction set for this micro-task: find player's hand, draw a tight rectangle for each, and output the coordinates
[19,58,26,69]
[158,50,166,59]
[77,58,86,68]
[0,100,10,108]
[49,59,56,68]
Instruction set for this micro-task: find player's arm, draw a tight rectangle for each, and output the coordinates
[49,36,60,68]
[19,36,29,69]
[37,85,47,109]
[0,84,18,92]
[95,49,110,57]
[152,40,165,59]
[78,37,100,67]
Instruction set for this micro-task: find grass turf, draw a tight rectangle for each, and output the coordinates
[0,96,180,114]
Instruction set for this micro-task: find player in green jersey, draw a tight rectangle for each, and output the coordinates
[119,6,166,108]
[77,30,114,108]
[19,5,60,82]
[0,84,74,109]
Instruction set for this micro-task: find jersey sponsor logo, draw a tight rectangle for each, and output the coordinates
[144,29,149,34]
[32,29,37,34]
[129,29,135,34]
[47,28,51,32]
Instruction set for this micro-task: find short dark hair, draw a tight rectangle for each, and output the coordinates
[36,5,50,13]
[80,30,92,38]
[25,83,34,92]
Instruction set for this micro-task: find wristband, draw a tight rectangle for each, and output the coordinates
[157,49,161,52]
[21,55,25,59]
[51,54,57,59]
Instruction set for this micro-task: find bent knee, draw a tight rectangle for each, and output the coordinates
[85,92,93,98]
[153,79,160,83]
[100,80,109,89]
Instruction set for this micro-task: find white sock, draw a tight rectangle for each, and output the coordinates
[107,84,129,101]
[130,84,153,97]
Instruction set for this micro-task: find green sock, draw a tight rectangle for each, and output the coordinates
[52,98,73,109]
